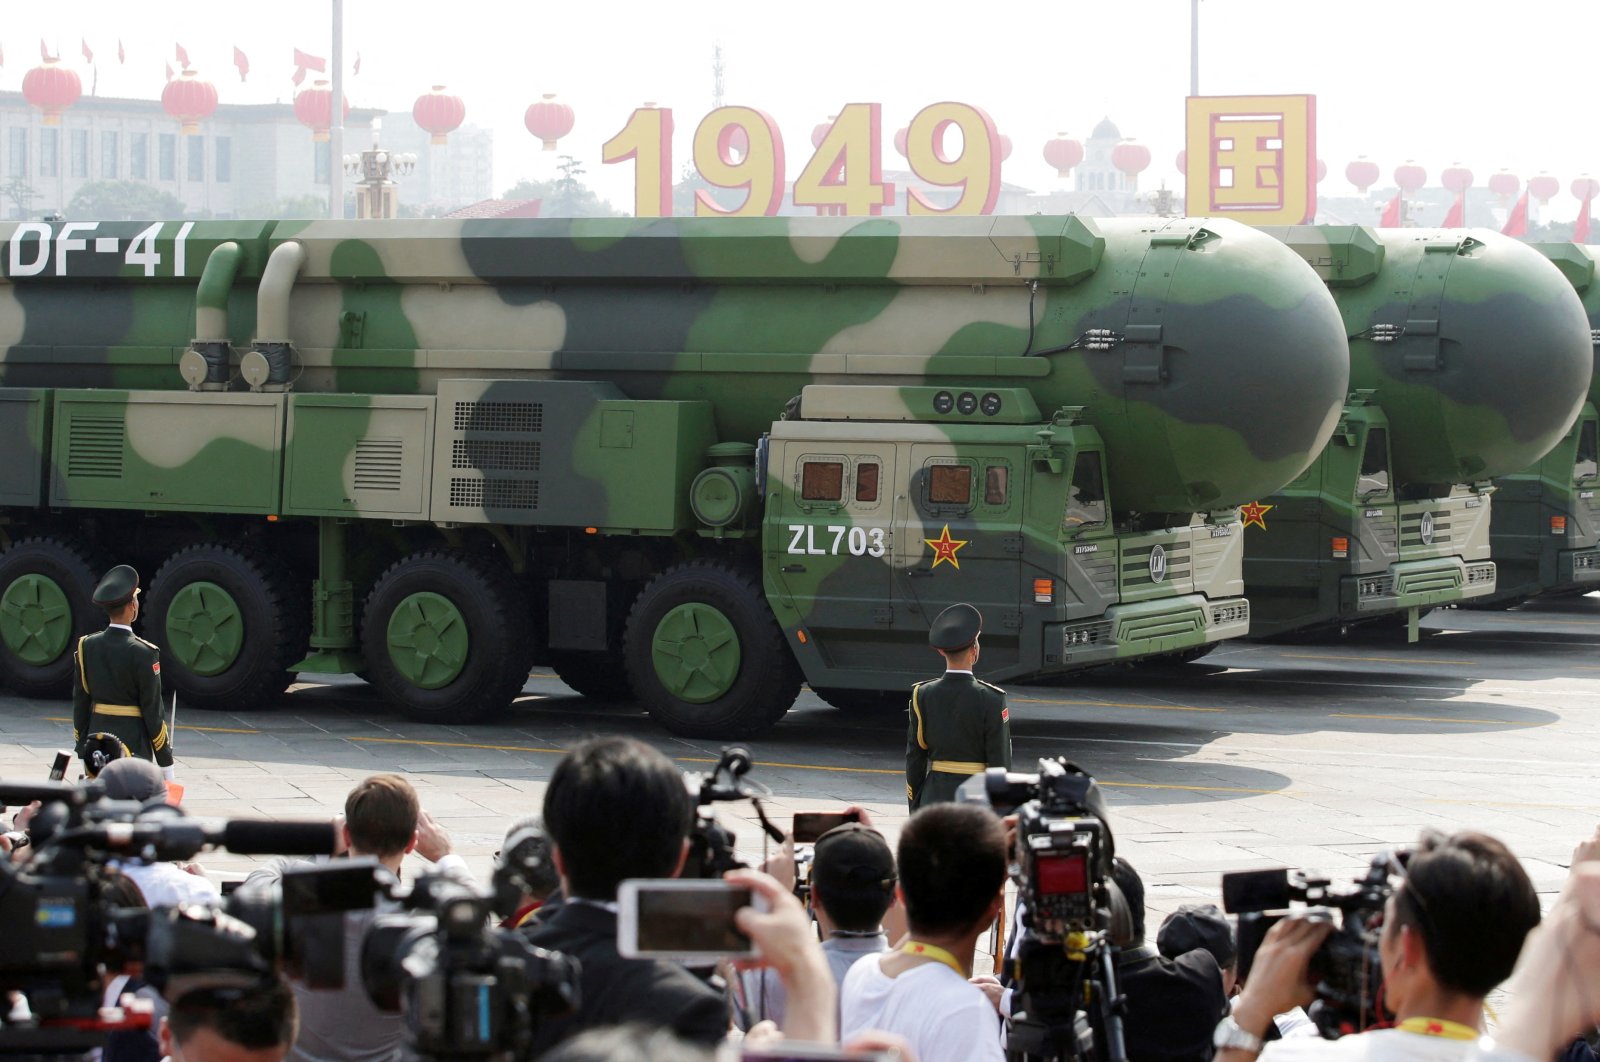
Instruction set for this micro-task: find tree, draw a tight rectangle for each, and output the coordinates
[2,177,38,220]
[501,156,625,218]
[66,181,186,221]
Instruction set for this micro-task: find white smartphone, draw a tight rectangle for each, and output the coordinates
[616,879,764,961]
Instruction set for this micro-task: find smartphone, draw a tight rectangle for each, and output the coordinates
[49,751,72,782]
[792,810,859,844]
[616,879,762,961]
[740,1046,900,1061]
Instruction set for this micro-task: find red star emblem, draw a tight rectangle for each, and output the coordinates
[1240,501,1274,530]
[924,524,968,569]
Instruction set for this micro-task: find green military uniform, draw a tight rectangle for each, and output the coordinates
[906,604,1012,810]
[71,566,172,772]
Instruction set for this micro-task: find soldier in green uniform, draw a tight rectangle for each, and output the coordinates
[906,603,1012,810]
[71,565,175,781]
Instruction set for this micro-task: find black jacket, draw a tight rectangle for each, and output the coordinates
[1116,944,1226,1062]
[524,901,727,1055]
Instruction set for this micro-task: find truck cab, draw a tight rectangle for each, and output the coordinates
[1489,404,1600,603]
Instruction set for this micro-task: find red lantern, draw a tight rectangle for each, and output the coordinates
[524,93,574,151]
[1175,149,1187,173]
[1574,175,1600,202]
[1529,173,1560,204]
[413,85,465,145]
[1394,161,1427,195]
[1487,171,1520,201]
[1043,134,1083,178]
[1441,164,1473,194]
[1316,158,1328,183]
[893,127,908,158]
[22,59,82,126]
[811,117,835,150]
[294,80,349,143]
[997,134,1012,162]
[161,69,218,136]
[1111,140,1151,178]
[1346,157,1379,193]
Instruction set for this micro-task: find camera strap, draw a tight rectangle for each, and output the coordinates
[1394,1017,1479,1041]
[900,940,966,977]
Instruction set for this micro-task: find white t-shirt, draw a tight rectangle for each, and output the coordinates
[115,860,222,907]
[1263,1029,1498,1061]
[840,955,1003,1062]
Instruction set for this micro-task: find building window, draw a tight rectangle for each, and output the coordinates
[215,136,231,183]
[314,141,330,185]
[187,136,205,181]
[40,128,59,178]
[7,129,25,178]
[70,129,89,178]
[101,131,119,179]
[130,132,148,179]
[159,134,176,180]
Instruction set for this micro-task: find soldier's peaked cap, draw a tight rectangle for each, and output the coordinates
[92,565,139,609]
[930,603,982,651]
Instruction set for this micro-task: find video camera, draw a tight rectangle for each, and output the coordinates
[1223,850,1404,1038]
[681,746,784,879]
[973,759,1127,1062]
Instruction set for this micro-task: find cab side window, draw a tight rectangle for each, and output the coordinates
[1063,452,1106,530]
[927,464,973,509]
[984,464,1009,507]
[1359,428,1390,496]
[801,461,844,501]
[856,461,880,503]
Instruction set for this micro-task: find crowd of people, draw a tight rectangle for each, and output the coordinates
[6,736,1600,1062]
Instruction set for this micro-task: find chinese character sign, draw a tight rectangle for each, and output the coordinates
[1184,95,1316,225]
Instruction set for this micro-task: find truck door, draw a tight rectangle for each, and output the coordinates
[1051,449,1116,616]
[894,447,1024,670]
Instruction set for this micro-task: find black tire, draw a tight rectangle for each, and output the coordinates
[548,651,633,701]
[623,560,801,737]
[361,551,532,723]
[0,537,103,698]
[813,687,908,714]
[144,545,307,712]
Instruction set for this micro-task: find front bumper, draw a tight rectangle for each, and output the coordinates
[1343,558,1496,613]
[1049,594,1249,669]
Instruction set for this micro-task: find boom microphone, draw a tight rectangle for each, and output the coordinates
[221,819,339,856]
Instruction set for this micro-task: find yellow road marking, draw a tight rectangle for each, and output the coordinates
[1276,653,1477,666]
[1467,616,1600,626]
[1099,780,1288,795]
[353,736,567,754]
[1010,697,1223,713]
[43,715,258,735]
[1331,712,1539,726]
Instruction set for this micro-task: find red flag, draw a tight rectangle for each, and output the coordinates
[1501,192,1529,237]
[81,38,93,64]
[1441,192,1465,229]
[352,52,361,75]
[293,47,326,72]
[1578,196,1593,244]
[1379,192,1402,228]
[234,46,249,81]
[291,65,307,86]
[165,61,174,82]
[117,39,124,64]
[175,42,189,67]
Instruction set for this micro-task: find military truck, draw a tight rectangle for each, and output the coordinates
[1244,226,1592,640]
[1481,243,1600,606]
[0,215,1348,736]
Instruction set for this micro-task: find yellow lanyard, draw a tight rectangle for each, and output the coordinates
[900,940,966,977]
[1395,1017,1478,1041]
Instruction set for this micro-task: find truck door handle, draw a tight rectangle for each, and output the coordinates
[907,568,933,578]
[781,564,806,574]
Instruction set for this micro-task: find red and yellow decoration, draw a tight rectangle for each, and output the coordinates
[161,69,218,136]
[1240,501,1274,531]
[924,525,969,569]
[23,58,82,126]
[1185,94,1317,226]
[413,85,466,145]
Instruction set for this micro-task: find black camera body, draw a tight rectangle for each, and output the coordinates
[1223,851,1400,1037]
[681,746,783,880]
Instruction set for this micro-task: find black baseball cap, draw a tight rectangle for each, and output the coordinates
[1157,903,1237,970]
[97,757,165,802]
[812,823,896,895]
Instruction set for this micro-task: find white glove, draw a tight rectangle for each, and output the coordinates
[162,766,177,782]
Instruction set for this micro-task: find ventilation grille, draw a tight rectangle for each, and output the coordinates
[453,401,543,433]
[452,439,541,473]
[66,416,125,479]
[448,477,539,511]
[353,438,404,492]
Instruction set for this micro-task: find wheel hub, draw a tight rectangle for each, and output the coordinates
[165,581,245,677]
[0,574,72,666]
[386,592,468,690]
[651,602,741,704]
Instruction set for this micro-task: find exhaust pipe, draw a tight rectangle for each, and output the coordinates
[178,241,241,390]
[243,241,307,391]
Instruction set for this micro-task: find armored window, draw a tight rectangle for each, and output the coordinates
[855,462,880,503]
[215,136,232,183]
[1063,452,1106,530]
[1359,428,1390,497]
[70,129,88,178]
[928,464,972,506]
[801,461,844,501]
[6,129,24,179]
[158,134,176,181]
[984,465,1009,506]
[187,136,205,182]
[100,132,119,179]
[129,133,148,180]
[39,128,59,178]
[1577,420,1598,482]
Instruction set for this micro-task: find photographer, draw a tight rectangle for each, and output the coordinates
[239,774,471,1062]
[524,736,726,1054]
[97,759,220,908]
[840,803,1007,1062]
[1217,831,1540,1060]
[157,979,298,1062]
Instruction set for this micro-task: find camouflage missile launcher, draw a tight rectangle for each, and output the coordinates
[0,215,1348,735]
[1247,226,1593,638]
[1483,243,1600,605]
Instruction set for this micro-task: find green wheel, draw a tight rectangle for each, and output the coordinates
[0,537,102,698]
[146,545,306,711]
[624,561,801,738]
[361,551,532,723]
[384,592,470,690]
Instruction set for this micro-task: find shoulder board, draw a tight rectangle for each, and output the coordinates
[132,636,160,652]
[911,679,933,690]
[977,679,1006,694]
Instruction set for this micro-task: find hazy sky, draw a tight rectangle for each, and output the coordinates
[12,0,1596,215]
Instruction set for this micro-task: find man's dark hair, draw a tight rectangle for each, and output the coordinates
[344,774,419,858]
[542,1023,713,1062]
[167,979,297,1051]
[1391,830,1539,997]
[896,804,1006,936]
[543,737,692,901]
[1110,857,1146,945]
[815,879,894,934]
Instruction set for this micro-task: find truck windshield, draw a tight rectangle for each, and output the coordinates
[1358,428,1390,497]
[1063,452,1106,531]
[1577,420,1598,482]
